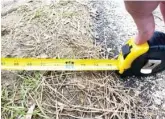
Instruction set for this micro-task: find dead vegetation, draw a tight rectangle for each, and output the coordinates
[1,0,164,119]
[1,0,101,58]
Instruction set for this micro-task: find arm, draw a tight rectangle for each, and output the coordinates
[124,1,160,44]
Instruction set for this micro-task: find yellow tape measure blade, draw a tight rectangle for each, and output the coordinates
[1,58,119,71]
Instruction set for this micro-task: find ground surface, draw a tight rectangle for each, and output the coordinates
[1,0,165,119]
[90,0,165,115]
[90,0,165,114]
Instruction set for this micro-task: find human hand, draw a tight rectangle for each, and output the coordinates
[124,1,165,45]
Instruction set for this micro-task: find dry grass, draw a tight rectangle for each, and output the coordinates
[1,0,163,119]
[1,0,101,58]
[2,70,162,119]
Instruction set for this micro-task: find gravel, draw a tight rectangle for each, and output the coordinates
[89,0,165,117]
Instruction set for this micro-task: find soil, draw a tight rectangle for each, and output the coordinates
[89,0,165,118]
[1,0,165,118]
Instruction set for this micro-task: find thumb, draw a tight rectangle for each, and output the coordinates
[135,29,154,45]
[124,1,159,45]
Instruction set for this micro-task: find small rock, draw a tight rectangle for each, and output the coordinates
[154,97,162,105]
[107,48,112,52]
[162,103,165,110]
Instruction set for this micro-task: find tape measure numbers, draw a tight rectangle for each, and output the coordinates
[1,39,149,74]
[1,58,119,71]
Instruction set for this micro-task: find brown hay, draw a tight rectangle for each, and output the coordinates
[2,0,101,58]
[1,0,162,119]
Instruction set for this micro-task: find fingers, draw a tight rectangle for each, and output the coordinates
[124,1,160,45]
[160,2,165,23]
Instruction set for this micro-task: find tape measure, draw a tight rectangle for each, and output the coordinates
[1,58,119,71]
[2,31,165,77]
[1,38,149,75]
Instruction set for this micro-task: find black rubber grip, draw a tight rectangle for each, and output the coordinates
[118,31,165,77]
[148,31,165,52]
[147,31,165,60]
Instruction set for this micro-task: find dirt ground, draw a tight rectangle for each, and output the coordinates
[90,0,165,113]
[1,0,165,119]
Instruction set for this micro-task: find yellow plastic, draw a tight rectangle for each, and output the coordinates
[117,38,149,74]
[1,39,149,73]
[1,58,119,71]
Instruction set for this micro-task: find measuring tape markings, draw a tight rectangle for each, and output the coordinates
[1,58,119,70]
